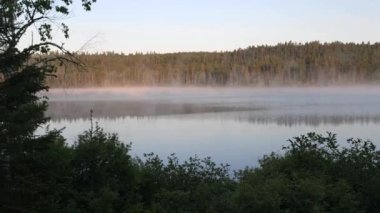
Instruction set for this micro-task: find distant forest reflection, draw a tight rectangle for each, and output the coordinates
[46,100,380,127]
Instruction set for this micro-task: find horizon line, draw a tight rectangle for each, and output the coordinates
[65,40,380,55]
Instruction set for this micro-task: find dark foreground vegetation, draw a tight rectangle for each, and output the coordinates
[2,128,380,212]
[49,42,380,87]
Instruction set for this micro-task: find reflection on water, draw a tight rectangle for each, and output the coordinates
[46,101,261,119]
[41,87,380,169]
[46,100,380,126]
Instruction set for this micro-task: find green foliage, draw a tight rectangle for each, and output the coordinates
[0,65,51,141]
[235,132,380,213]
[1,0,96,212]
[70,124,137,212]
[57,131,380,212]
[0,0,97,139]
[0,0,96,53]
[136,153,235,212]
[0,131,73,212]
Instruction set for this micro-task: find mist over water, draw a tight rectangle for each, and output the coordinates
[40,86,380,169]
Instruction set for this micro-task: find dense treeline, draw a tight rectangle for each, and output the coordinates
[49,41,380,87]
[3,128,380,212]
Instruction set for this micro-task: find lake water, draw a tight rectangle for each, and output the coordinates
[40,87,380,170]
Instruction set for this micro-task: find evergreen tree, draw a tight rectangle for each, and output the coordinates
[0,0,96,211]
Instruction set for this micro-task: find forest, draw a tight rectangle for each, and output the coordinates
[49,41,380,87]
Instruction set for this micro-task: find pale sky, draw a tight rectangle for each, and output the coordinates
[23,0,380,53]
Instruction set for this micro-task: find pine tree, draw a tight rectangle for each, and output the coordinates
[0,1,96,211]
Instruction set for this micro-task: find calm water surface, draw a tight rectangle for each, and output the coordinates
[40,87,380,170]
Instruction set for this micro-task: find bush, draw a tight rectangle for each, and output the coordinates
[70,124,137,212]
[235,132,380,213]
